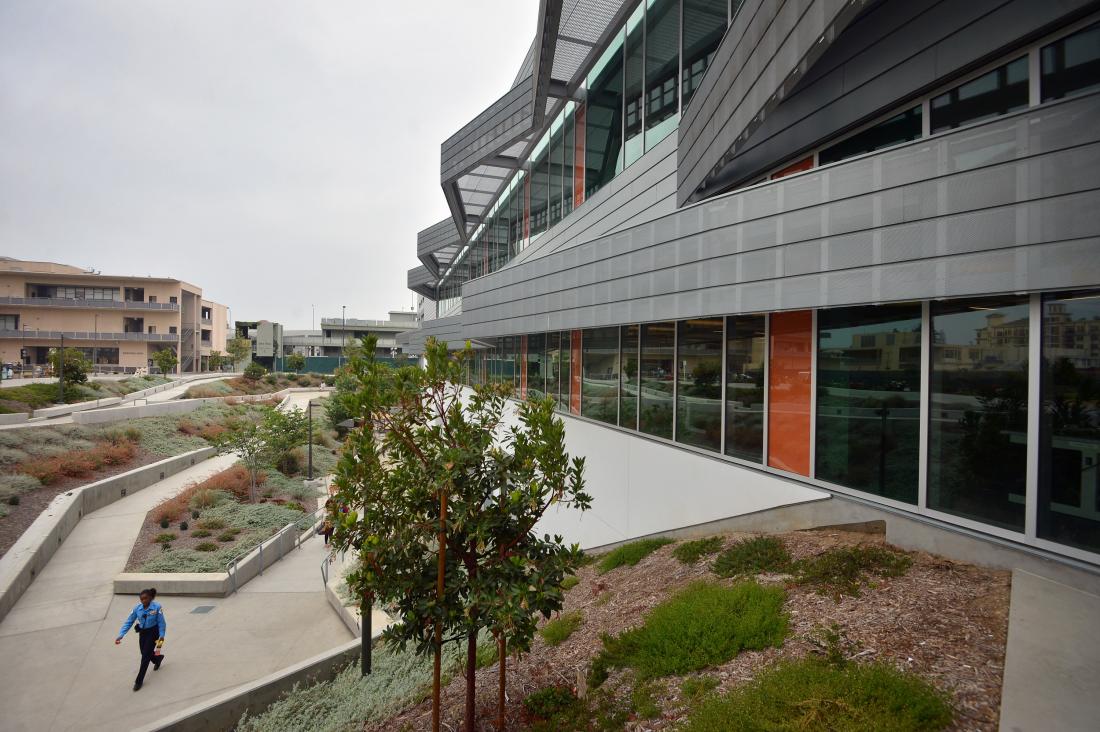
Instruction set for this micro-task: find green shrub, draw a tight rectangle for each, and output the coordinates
[596,537,675,574]
[0,504,8,519]
[192,529,212,538]
[524,686,578,720]
[154,532,176,544]
[243,362,267,381]
[712,536,791,578]
[631,681,661,720]
[679,659,953,732]
[680,675,719,701]
[189,488,232,511]
[159,517,170,529]
[217,531,236,542]
[794,545,913,599]
[590,581,787,685]
[0,473,39,502]
[179,521,189,531]
[539,611,583,646]
[197,517,227,530]
[672,536,724,565]
[561,575,580,591]
[195,542,218,552]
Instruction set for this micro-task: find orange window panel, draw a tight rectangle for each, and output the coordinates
[770,156,814,181]
[767,310,813,476]
[574,103,586,208]
[570,330,582,415]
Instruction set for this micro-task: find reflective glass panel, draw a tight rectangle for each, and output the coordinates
[531,141,549,237]
[682,0,727,108]
[549,114,564,228]
[582,327,620,424]
[930,57,1028,133]
[1042,22,1100,101]
[645,0,679,149]
[621,324,640,429]
[819,106,922,165]
[640,322,675,438]
[545,331,561,404]
[725,314,766,462]
[1039,290,1100,553]
[527,332,546,400]
[928,297,1029,531]
[563,104,575,217]
[816,305,922,504]
[624,4,645,167]
[585,28,625,197]
[559,331,572,412]
[676,318,723,451]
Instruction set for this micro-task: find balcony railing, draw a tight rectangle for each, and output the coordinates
[0,295,180,311]
[200,318,213,326]
[0,329,179,342]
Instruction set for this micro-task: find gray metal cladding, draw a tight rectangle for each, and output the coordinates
[457,93,1100,339]
[440,82,533,184]
[398,315,464,355]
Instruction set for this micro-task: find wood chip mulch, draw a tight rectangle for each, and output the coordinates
[367,529,1010,732]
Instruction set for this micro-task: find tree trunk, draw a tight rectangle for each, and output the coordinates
[466,627,478,732]
[497,634,506,730]
[432,489,447,732]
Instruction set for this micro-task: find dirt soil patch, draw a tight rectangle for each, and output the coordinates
[0,450,158,558]
[368,530,1010,732]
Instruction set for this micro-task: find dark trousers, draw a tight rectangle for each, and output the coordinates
[135,627,161,685]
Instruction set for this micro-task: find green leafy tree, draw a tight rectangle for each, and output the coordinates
[261,406,310,474]
[286,352,306,372]
[214,422,267,502]
[48,347,90,385]
[243,361,267,381]
[151,348,178,377]
[208,350,225,372]
[226,337,252,368]
[214,405,309,499]
[330,335,590,730]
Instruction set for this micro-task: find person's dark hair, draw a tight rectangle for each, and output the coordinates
[149,588,157,598]
[139,589,152,598]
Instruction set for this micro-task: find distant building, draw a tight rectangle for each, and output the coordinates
[0,257,228,374]
[238,310,419,368]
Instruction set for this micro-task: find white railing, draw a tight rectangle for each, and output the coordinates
[226,508,323,594]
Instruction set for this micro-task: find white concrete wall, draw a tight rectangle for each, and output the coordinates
[491,395,828,550]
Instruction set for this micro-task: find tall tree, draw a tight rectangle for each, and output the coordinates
[226,337,252,368]
[151,347,178,377]
[330,336,590,731]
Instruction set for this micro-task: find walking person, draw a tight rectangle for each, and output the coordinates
[115,588,166,691]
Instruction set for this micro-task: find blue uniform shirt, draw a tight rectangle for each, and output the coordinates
[117,600,166,640]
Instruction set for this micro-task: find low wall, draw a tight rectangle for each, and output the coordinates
[0,413,28,425]
[0,446,215,624]
[32,395,122,419]
[74,386,333,425]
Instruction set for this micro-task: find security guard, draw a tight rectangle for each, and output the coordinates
[115,588,166,691]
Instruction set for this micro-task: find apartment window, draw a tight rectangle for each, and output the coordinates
[585,27,625,197]
[645,0,680,150]
[581,327,620,425]
[640,322,675,438]
[1041,22,1100,101]
[1039,290,1100,553]
[620,324,640,429]
[818,106,922,166]
[148,296,157,303]
[170,296,178,304]
[148,325,156,334]
[624,3,645,167]
[930,57,1029,133]
[676,318,723,451]
[816,304,922,504]
[928,296,1029,531]
[726,314,766,462]
[0,314,17,330]
[527,333,546,400]
[169,326,177,335]
[682,0,728,109]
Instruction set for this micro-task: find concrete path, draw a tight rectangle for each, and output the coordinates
[129,374,229,404]
[0,389,350,731]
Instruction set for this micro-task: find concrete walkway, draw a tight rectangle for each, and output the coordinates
[0,389,350,731]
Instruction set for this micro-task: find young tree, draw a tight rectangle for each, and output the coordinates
[243,361,267,381]
[261,406,310,474]
[214,422,268,502]
[286,352,306,372]
[330,336,590,731]
[48,347,90,385]
[208,350,225,372]
[151,348,178,377]
[214,405,309,499]
[226,337,251,368]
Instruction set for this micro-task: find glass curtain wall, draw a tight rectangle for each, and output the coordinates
[930,57,1029,133]
[819,106,922,165]
[582,327,620,424]
[545,331,562,404]
[645,0,680,150]
[585,28,625,198]
[563,103,576,217]
[1039,290,1100,553]
[928,296,1029,531]
[621,324,640,429]
[640,322,676,438]
[681,0,728,108]
[530,134,550,238]
[549,115,564,229]
[624,3,646,168]
[816,305,922,504]
[676,318,723,451]
[559,331,572,412]
[726,314,766,462]
[511,172,525,257]
[1041,21,1100,101]
[527,332,546,400]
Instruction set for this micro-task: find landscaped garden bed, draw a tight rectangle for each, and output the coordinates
[0,374,170,414]
[183,372,327,399]
[240,528,1009,732]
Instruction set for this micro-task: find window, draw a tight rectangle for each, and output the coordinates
[620,324,640,429]
[527,332,546,400]
[549,114,564,229]
[559,331,572,412]
[640,322,675,438]
[726,314,766,462]
[585,28,625,197]
[928,296,1029,531]
[624,3,645,167]
[770,156,814,180]
[816,305,922,504]
[530,133,550,237]
[546,331,562,404]
[148,325,156,334]
[930,57,1029,133]
[169,296,178,304]
[582,327,620,425]
[818,106,922,166]
[1039,290,1100,553]
[169,326,177,335]
[148,296,157,303]
[645,0,680,149]
[563,103,576,217]
[0,314,17,330]
[768,310,813,475]
[676,318,723,451]
[681,0,727,108]
[1041,22,1100,101]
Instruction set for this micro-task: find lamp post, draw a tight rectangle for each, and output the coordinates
[307,400,314,480]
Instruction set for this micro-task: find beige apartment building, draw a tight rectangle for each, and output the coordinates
[0,258,228,374]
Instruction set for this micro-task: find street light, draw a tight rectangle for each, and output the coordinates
[307,400,314,480]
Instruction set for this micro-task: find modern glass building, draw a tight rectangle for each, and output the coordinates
[403,0,1100,567]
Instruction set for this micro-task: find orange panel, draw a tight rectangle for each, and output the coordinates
[574,103,586,208]
[570,330,582,415]
[767,310,812,476]
[770,156,814,181]
[519,335,528,399]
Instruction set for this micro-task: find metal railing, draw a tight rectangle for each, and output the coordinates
[0,329,178,342]
[0,295,180,311]
[226,508,323,594]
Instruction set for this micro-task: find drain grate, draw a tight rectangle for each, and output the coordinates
[190,605,215,614]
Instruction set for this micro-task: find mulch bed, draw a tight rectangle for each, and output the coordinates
[0,450,159,558]
[368,529,1010,732]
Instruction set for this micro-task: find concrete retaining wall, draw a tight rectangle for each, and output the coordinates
[32,396,121,419]
[74,386,333,425]
[0,413,28,425]
[0,446,215,624]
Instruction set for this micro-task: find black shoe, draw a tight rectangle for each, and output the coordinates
[153,659,162,670]
[133,682,142,691]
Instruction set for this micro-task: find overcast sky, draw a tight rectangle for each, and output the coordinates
[0,1,535,328]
